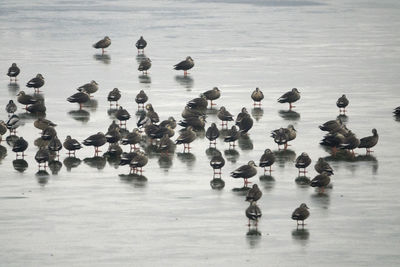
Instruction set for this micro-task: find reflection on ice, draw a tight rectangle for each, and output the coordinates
[48,160,62,175]
[93,53,111,64]
[84,156,107,170]
[251,107,264,121]
[13,159,28,173]
[292,228,310,244]
[175,75,194,91]
[210,177,225,190]
[68,109,90,123]
[63,156,81,171]
[278,110,300,121]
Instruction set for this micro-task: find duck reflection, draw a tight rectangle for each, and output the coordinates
[107,108,118,118]
[232,186,250,195]
[104,152,122,169]
[13,159,28,172]
[176,152,196,168]
[158,154,173,170]
[34,137,50,148]
[17,112,44,121]
[238,135,253,150]
[6,135,19,147]
[138,75,151,84]
[355,154,378,174]
[36,170,50,185]
[136,54,147,64]
[394,114,400,122]
[337,114,348,123]
[205,147,221,160]
[246,229,262,248]
[292,228,310,244]
[83,98,98,111]
[259,175,275,191]
[48,160,62,175]
[63,156,81,171]
[68,109,90,123]
[278,109,300,121]
[224,149,239,163]
[295,176,311,187]
[274,149,296,168]
[310,191,331,209]
[8,82,20,96]
[206,107,218,115]
[175,75,194,91]
[84,156,106,170]
[210,177,225,190]
[251,108,264,122]
[0,145,7,162]
[93,53,111,64]
[119,173,148,188]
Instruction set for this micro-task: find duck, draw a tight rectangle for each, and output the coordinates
[251,87,264,106]
[178,116,205,129]
[160,117,177,129]
[175,126,196,152]
[34,118,57,132]
[210,150,225,177]
[181,106,205,119]
[319,118,343,133]
[83,132,107,156]
[339,131,360,156]
[336,94,349,114]
[245,202,262,228]
[203,87,220,106]
[115,106,131,126]
[358,128,379,154]
[314,158,334,176]
[231,160,257,186]
[105,127,121,144]
[67,89,90,109]
[277,88,300,110]
[6,114,20,134]
[48,135,62,159]
[35,147,50,170]
[271,128,288,150]
[224,126,239,148]
[26,100,46,114]
[145,104,159,123]
[17,91,37,108]
[259,149,275,174]
[217,106,234,128]
[310,172,331,192]
[0,121,7,135]
[107,88,121,106]
[121,128,141,152]
[236,108,253,135]
[246,184,262,203]
[63,135,82,157]
[206,123,220,147]
[291,203,310,226]
[6,100,17,115]
[138,58,152,75]
[77,80,98,96]
[7,63,20,82]
[41,126,57,141]
[93,36,111,54]
[135,36,147,53]
[129,151,148,174]
[173,56,194,76]
[295,152,312,175]
[187,94,208,110]
[135,90,148,110]
[26,74,45,93]
[12,137,28,158]
[158,134,175,155]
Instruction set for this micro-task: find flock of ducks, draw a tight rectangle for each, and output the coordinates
[2,35,393,233]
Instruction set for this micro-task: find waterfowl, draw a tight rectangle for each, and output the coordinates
[314,158,334,176]
[135,36,147,53]
[138,58,152,75]
[158,134,175,155]
[148,125,174,140]
[217,106,234,128]
[48,135,62,159]
[77,80,98,96]
[174,56,194,76]
[320,132,345,156]
[203,87,220,106]
[340,131,360,156]
[245,202,262,228]
[6,114,20,134]
[136,113,149,129]
[83,132,107,156]
[295,152,312,175]
[17,91,37,108]
[35,147,50,170]
[310,172,331,192]
[135,90,148,110]
[231,160,257,186]
[210,150,225,177]
[105,127,121,144]
[358,128,379,154]
[67,89,90,109]
[291,203,310,226]
[278,88,300,110]
[206,123,220,147]
[394,106,400,116]
[319,119,342,133]
[160,117,177,129]
[145,104,159,123]
[7,63,20,82]
[129,151,148,174]
[0,121,7,135]
[224,126,239,148]
[187,94,208,110]
[26,74,45,93]
[251,87,264,106]
[107,88,121,106]
[26,100,46,114]
[63,135,82,157]
[121,128,141,151]
[259,149,275,174]
[246,184,262,203]
[236,108,253,134]
[115,106,131,126]
[178,116,205,129]
[119,152,138,166]
[34,118,57,132]
[175,126,196,152]
[6,100,17,115]
[181,106,205,119]
[12,137,28,158]
[93,36,111,54]
[271,128,288,150]
[336,94,349,114]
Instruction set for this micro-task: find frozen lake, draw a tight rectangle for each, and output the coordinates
[1,0,400,266]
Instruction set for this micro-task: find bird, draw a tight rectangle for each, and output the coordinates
[63,135,82,157]
[224,125,239,148]
[17,91,38,109]
[271,128,288,150]
[12,137,28,159]
[231,160,258,187]
[135,36,147,54]
[129,151,148,174]
[175,126,196,152]
[295,152,312,175]
[107,88,121,107]
[136,113,150,129]
[35,147,50,170]
[206,123,220,147]
[178,116,205,129]
[26,74,45,93]
[181,106,205,119]
[115,106,131,127]
[320,132,345,156]
[358,128,379,154]
[121,128,141,152]
[34,118,57,132]
[277,88,300,110]
[340,131,360,156]
[158,134,175,155]
[187,94,208,110]
[148,125,174,140]
[203,87,220,107]
[26,100,46,114]
[210,150,225,178]
[246,184,262,203]
[48,135,62,159]
[7,63,20,82]
[138,58,152,75]
[236,108,253,135]
[6,100,17,116]
[6,114,20,134]
[245,202,262,228]
[291,203,310,226]
[259,149,275,174]
[145,104,159,123]
[160,117,177,129]
[93,36,111,54]
[319,119,343,133]
[119,152,138,166]
[77,80,98,96]
[251,87,264,106]
[217,106,234,128]
[67,89,90,109]
[336,94,349,114]
[310,172,331,192]
[135,90,148,110]
[0,121,7,136]
[83,132,107,156]
[41,126,57,141]
[174,56,194,76]
[105,127,121,144]
[314,158,334,176]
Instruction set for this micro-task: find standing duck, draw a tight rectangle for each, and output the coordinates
[358,128,379,154]
[245,202,262,228]
[278,88,300,110]
[224,126,239,148]
[236,108,253,135]
[251,87,264,106]
[187,94,208,110]
[63,135,82,157]
[206,123,220,147]
[35,147,50,170]
[246,184,262,203]
[83,132,107,156]
[107,88,121,106]
[6,100,17,116]
[175,126,196,152]
[6,114,20,134]
[48,135,62,159]
[67,89,90,109]
[314,158,334,176]
[78,80,98,96]
[210,150,225,178]
[259,149,275,174]
[26,74,45,93]
[145,104,159,123]
[12,137,28,159]
[174,56,194,76]
[7,63,20,82]
[34,118,57,132]
[135,90,148,110]
[336,94,349,114]
[26,100,46,114]
[115,106,131,127]
[231,160,258,187]
[340,131,360,156]
[93,36,111,54]
[17,91,37,109]
[138,58,152,75]
[203,87,220,107]
[295,152,312,175]
[135,36,147,54]
[121,128,141,152]
[291,203,310,226]
[217,106,234,128]
[129,151,148,174]
[310,172,331,192]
